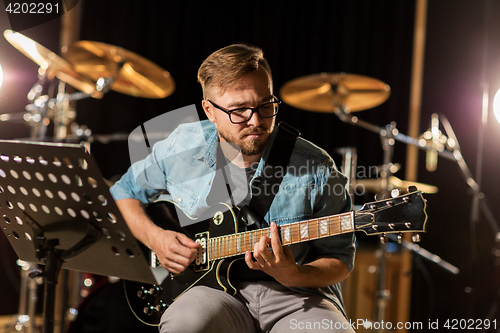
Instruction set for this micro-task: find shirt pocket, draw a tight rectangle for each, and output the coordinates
[268,177,315,223]
[165,179,198,213]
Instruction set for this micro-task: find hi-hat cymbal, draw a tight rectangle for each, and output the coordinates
[3,30,97,95]
[63,41,175,99]
[280,72,390,112]
[356,176,438,194]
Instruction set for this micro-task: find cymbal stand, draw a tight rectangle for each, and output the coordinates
[375,122,397,332]
[25,74,49,141]
[53,81,72,141]
[12,260,40,333]
[333,103,428,332]
[333,104,396,331]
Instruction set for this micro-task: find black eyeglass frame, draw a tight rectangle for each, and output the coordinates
[206,97,281,124]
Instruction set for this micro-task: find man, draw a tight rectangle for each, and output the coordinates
[111,44,356,333]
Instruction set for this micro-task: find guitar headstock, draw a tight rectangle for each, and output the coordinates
[354,190,428,243]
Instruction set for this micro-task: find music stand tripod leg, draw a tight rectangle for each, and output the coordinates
[35,239,63,333]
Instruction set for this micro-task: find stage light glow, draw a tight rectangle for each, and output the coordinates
[494,88,500,124]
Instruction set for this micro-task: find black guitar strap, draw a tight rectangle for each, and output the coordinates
[237,122,300,229]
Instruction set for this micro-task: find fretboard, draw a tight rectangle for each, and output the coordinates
[207,211,355,260]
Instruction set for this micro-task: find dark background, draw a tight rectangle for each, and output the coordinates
[1,0,500,330]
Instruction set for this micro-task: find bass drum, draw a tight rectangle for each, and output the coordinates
[68,278,157,333]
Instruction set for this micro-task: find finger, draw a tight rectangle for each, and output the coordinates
[282,244,294,258]
[255,236,273,264]
[163,250,193,268]
[245,251,260,270]
[177,233,201,249]
[166,238,197,262]
[270,222,283,258]
[161,256,189,274]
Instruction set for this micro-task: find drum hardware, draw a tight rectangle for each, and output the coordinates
[62,40,175,99]
[3,260,41,333]
[280,72,455,332]
[3,30,176,143]
[357,176,438,195]
[335,147,357,198]
[2,30,176,333]
[280,72,391,113]
[3,30,98,96]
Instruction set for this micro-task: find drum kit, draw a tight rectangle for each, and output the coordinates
[1,29,451,332]
[2,29,175,145]
[1,30,176,333]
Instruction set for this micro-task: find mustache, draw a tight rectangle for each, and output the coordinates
[240,126,269,137]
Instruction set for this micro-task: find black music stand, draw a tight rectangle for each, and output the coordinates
[0,140,168,333]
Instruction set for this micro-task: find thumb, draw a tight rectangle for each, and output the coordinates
[177,233,200,248]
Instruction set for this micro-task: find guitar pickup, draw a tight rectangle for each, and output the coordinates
[194,232,209,271]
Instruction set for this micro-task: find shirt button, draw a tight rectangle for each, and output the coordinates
[177,198,182,203]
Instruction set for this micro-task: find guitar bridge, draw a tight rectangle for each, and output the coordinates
[194,232,209,272]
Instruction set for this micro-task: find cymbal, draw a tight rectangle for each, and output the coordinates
[3,30,97,95]
[63,41,175,99]
[279,72,390,112]
[356,176,438,194]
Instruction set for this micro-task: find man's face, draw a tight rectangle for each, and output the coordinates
[203,67,276,157]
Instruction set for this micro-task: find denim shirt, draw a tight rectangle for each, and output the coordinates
[110,119,356,316]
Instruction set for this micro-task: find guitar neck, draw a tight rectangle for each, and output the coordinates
[207,211,355,260]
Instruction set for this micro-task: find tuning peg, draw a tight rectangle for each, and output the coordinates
[397,233,403,244]
[408,186,418,193]
[374,193,385,201]
[380,233,387,244]
[390,189,400,198]
[412,233,421,242]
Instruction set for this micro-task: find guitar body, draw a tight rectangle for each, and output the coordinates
[124,201,241,325]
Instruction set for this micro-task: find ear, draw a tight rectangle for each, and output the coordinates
[202,100,216,123]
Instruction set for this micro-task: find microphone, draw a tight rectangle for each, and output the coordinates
[426,113,440,172]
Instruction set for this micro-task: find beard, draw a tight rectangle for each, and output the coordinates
[217,125,273,156]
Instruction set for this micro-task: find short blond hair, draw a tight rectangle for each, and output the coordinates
[197,44,272,99]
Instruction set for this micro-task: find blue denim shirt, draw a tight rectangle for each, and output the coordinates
[110,119,356,315]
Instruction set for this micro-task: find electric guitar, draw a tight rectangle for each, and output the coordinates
[124,190,428,325]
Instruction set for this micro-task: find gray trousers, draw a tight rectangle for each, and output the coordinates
[159,281,356,333]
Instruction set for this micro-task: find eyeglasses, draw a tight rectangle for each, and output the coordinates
[206,97,281,124]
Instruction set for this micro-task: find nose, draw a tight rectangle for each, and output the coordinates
[246,109,263,127]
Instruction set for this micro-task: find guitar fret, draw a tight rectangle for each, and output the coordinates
[319,217,328,236]
[217,238,221,258]
[212,238,217,259]
[309,219,319,239]
[292,223,299,243]
[282,225,291,244]
[340,212,354,232]
[236,234,241,253]
[329,216,341,235]
[300,221,309,240]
